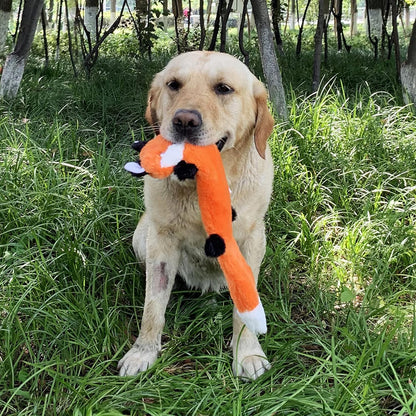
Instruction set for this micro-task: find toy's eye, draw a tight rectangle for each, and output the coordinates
[215,83,234,95]
[167,80,181,91]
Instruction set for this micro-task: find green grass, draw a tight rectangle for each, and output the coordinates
[1,34,416,415]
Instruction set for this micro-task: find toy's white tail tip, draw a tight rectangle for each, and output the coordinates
[237,301,267,335]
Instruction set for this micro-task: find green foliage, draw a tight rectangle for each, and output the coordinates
[1,33,416,415]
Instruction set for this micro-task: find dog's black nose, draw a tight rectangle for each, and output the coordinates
[172,109,202,138]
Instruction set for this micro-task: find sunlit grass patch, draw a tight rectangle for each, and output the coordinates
[1,47,416,414]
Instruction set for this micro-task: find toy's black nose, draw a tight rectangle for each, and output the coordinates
[172,109,202,138]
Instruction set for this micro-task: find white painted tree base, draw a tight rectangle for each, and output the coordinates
[85,6,98,40]
[401,64,416,106]
[0,10,11,53]
[0,53,25,99]
[367,9,383,40]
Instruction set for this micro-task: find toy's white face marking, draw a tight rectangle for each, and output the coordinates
[145,51,274,158]
[160,142,185,168]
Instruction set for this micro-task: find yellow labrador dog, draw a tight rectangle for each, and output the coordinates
[118,51,275,380]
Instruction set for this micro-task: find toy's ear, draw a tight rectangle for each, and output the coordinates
[253,81,275,159]
[145,80,161,134]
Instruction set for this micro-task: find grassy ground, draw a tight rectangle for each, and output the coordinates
[1,33,416,415]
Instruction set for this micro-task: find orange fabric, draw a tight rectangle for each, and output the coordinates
[139,135,175,179]
[140,135,260,313]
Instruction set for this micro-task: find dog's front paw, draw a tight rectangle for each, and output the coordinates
[118,346,158,376]
[232,354,271,380]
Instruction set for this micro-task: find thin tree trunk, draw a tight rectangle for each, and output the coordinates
[312,0,325,92]
[271,0,283,54]
[220,0,233,52]
[404,3,410,30]
[351,0,358,36]
[208,0,224,50]
[296,0,312,56]
[85,0,98,41]
[0,0,44,99]
[56,0,62,59]
[332,0,350,52]
[333,0,340,37]
[41,5,49,66]
[401,19,416,106]
[251,0,287,119]
[64,0,77,77]
[366,0,383,58]
[110,0,116,23]
[391,0,400,81]
[290,0,296,30]
[48,0,54,23]
[238,0,250,65]
[0,0,12,53]
[323,0,330,61]
[198,0,205,49]
[12,0,23,43]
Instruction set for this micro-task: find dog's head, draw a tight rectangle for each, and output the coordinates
[145,51,274,159]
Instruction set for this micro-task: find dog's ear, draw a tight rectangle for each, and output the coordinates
[253,81,275,159]
[145,82,161,134]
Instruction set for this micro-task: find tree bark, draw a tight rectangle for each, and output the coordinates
[350,0,358,36]
[251,0,287,120]
[271,0,283,54]
[238,0,250,64]
[366,0,383,58]
[85,0,98,40]
[110,0,116,23]
[0,0,44,99]
[401,19,416,106]
[296,0,312,56]
[0,0,12,53]
[290,0,296,30]
[312,0,325,92]
[391,0,400,81]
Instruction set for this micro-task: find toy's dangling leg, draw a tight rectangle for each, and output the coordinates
[217,239,267,335]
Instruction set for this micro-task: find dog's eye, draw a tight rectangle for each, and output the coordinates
[215,83,234,95]
[167,80,181,91]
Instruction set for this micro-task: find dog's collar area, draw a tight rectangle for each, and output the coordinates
[216,137,228,151]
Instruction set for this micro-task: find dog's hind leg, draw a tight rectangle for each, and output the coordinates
[118,222,180,376]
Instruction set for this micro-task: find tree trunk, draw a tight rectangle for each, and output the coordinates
[367,0,383,56]
[172,0,184,28]
[296,0,312,56]
[391,0,400,81]
[312,0,325,92]
[0,0,44,99]
[404,3,410,31]
[136,0,147,15]
[271,0,283,54]
[333,0,340,37]
[85,0,98,40]
[251,0,287,120]
[323,0,330,61]
[48,0,54,23]
[401,19,416,106]
[290,0,296,30]
[350,0,358,36]
[110,0,116,23]
[0,0,12,53]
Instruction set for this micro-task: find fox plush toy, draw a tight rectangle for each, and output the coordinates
[124,134,267,335]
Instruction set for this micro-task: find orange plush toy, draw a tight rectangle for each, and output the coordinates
[124,134,267,335]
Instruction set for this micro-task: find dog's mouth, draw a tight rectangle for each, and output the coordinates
[216,137,228,152]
